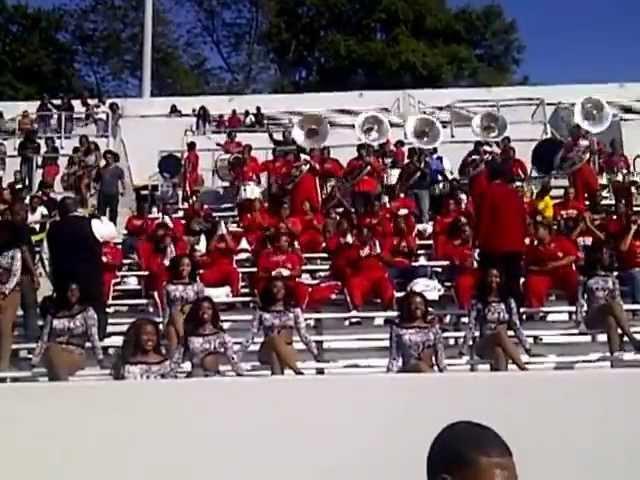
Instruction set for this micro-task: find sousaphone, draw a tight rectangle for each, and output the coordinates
[471,111,509,140]
[355,112,391,145]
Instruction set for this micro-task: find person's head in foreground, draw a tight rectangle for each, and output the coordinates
[427,421,517,480]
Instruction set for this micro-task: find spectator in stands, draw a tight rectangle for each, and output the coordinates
[533,181,554,221]
[618,215,640,304]
[26,194,49,230]
[180,296,244,376]
[37,181,58,216]
[243,109,255,128]
[108,102,121,138]
[17,129,40,193]
[168,104,182,118]
[0,220,22,371]
[580,245,640,356]
[47,196,108,339]
[93,97,110,136]
[461,268,530,371]
[198,223,241,296]
[477,161,527,305]
[227,109,243,129]
[31,282,106,381]
[84,140,102,169]
[195,105,210,134]
[0,111,9,136]
[254,106,265,128]
[95,149,126,225]
[7,170,27,202]
[214,114,226,130]
[53,95,75,135]
[42,137,61,186]
[242,277,323,375]
[524,218,579,309]
[113,318,179,380]
[345,226,395,315]
[217,131,243,154]
[387,291,446,373]
[36,95,55,134]
[18,110,34,135]
[426,421,518,480]
[164,255,205,353]
[0,141,6,187]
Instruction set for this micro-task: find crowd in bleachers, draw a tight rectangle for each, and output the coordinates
[168,104,267,134]
[2,106,640,382]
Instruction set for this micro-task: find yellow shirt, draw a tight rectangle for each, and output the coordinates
[536,196,554,220]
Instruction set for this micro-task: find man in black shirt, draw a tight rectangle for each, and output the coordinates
[17,130,41,194]
[95,149,125,225]
[10,203,40,341]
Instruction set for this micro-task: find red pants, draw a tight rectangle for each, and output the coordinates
[290,174,321,216]
[570,165,599,205]
[346,271,395,310]
[524,269,579,308]
[200,264,241,296]
[455,269,479,309]
[299,230,324,253]
[256,278,339,309]
[102,272,117,302]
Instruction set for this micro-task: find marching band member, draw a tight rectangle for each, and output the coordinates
[296,200,325,253]
[183,141,202,198]
[500,144,528,181]
[618,215,640,304]
[600,138,630,175]
[387,291,446,373]
[524,218,579,309]
[382,214,423,289]
[198,222,241,296]
[327,217,358,283]
[344,144,384,214]
[553,186,586,221]
[458,141,491,209]
[433,196,462,258]
[123,203,150,256]
[239,198,271,250]
[319,146,344,198]
[345,226,395,313]
[233,144,262,186]
[256,232,306,306]
[102,238,123,303]
[563,125,600,206]
[290,149,322,216]
[216,131,243,154]
[440,217,478,310]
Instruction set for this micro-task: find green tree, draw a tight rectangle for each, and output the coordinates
[0,1,82,100]
[263,0,525,92]
[66,0,216,97]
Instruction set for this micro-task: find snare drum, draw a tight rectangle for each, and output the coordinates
[384,167,402,186]
[239,182,263,201]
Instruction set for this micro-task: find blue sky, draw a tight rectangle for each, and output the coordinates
[12,0,640,85]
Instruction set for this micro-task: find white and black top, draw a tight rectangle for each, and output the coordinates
[32,307,103,364]
[163,281,205,322]
[0,248,21,296]
[120,358,180,380]
[183,325,244,375]
[461,298,529,352]
[387,323,447,372]
[242,308,318,357]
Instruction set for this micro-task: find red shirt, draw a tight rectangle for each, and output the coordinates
[320,157,344,179]
[344,158,383,194]
[553,199,585,220]
[601,152,631,174]
[184,151,199,177]
[102,242,123,273]
[433,211,461,258]
[620,238,640,270]
[352,239,386,274]
[440,240,474,270]
[222,140,243,154]
[511,158,528,180]
[227,114,242,129]
[477,181,527,254]
[382,234,416,268]
[200,236,237,268]
[526,235,577,275]
[257,249,303,278]
[393,148,406,166]
[234,157,261,183]
[125,215,149,238]
[604,216,627,243]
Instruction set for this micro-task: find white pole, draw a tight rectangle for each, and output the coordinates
[141,0,153,98]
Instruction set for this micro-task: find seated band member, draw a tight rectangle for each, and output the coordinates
[101,239,123,303]
[617,215,640,304]
[198,224,240,296]
[241,278,323,375]
[113,318,180,380]
[579,245,640,356]
[295,200,325,253]
[32,282,106,381]
[553,186,586,221]
[180,297,244,376]
[345,226,395,312]
[239,199,271,250]
[524,219,579,308]
[382,215,424,290]
[440,217,478,310]
[123,203,150,257]
[387,291,446,373]
[460,268,531,372]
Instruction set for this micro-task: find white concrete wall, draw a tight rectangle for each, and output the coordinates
[0,370,637,480]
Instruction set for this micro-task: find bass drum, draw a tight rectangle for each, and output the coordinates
[531,137,564,176]
[215,153,242,182]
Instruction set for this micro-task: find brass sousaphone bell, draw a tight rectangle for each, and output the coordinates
[471,111,509,140]
[574,96,613,134]
[355,112,391,145]
[291,114,331,149]
[405,114,443,148]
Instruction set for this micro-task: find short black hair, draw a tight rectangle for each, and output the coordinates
[427,421,513,479]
